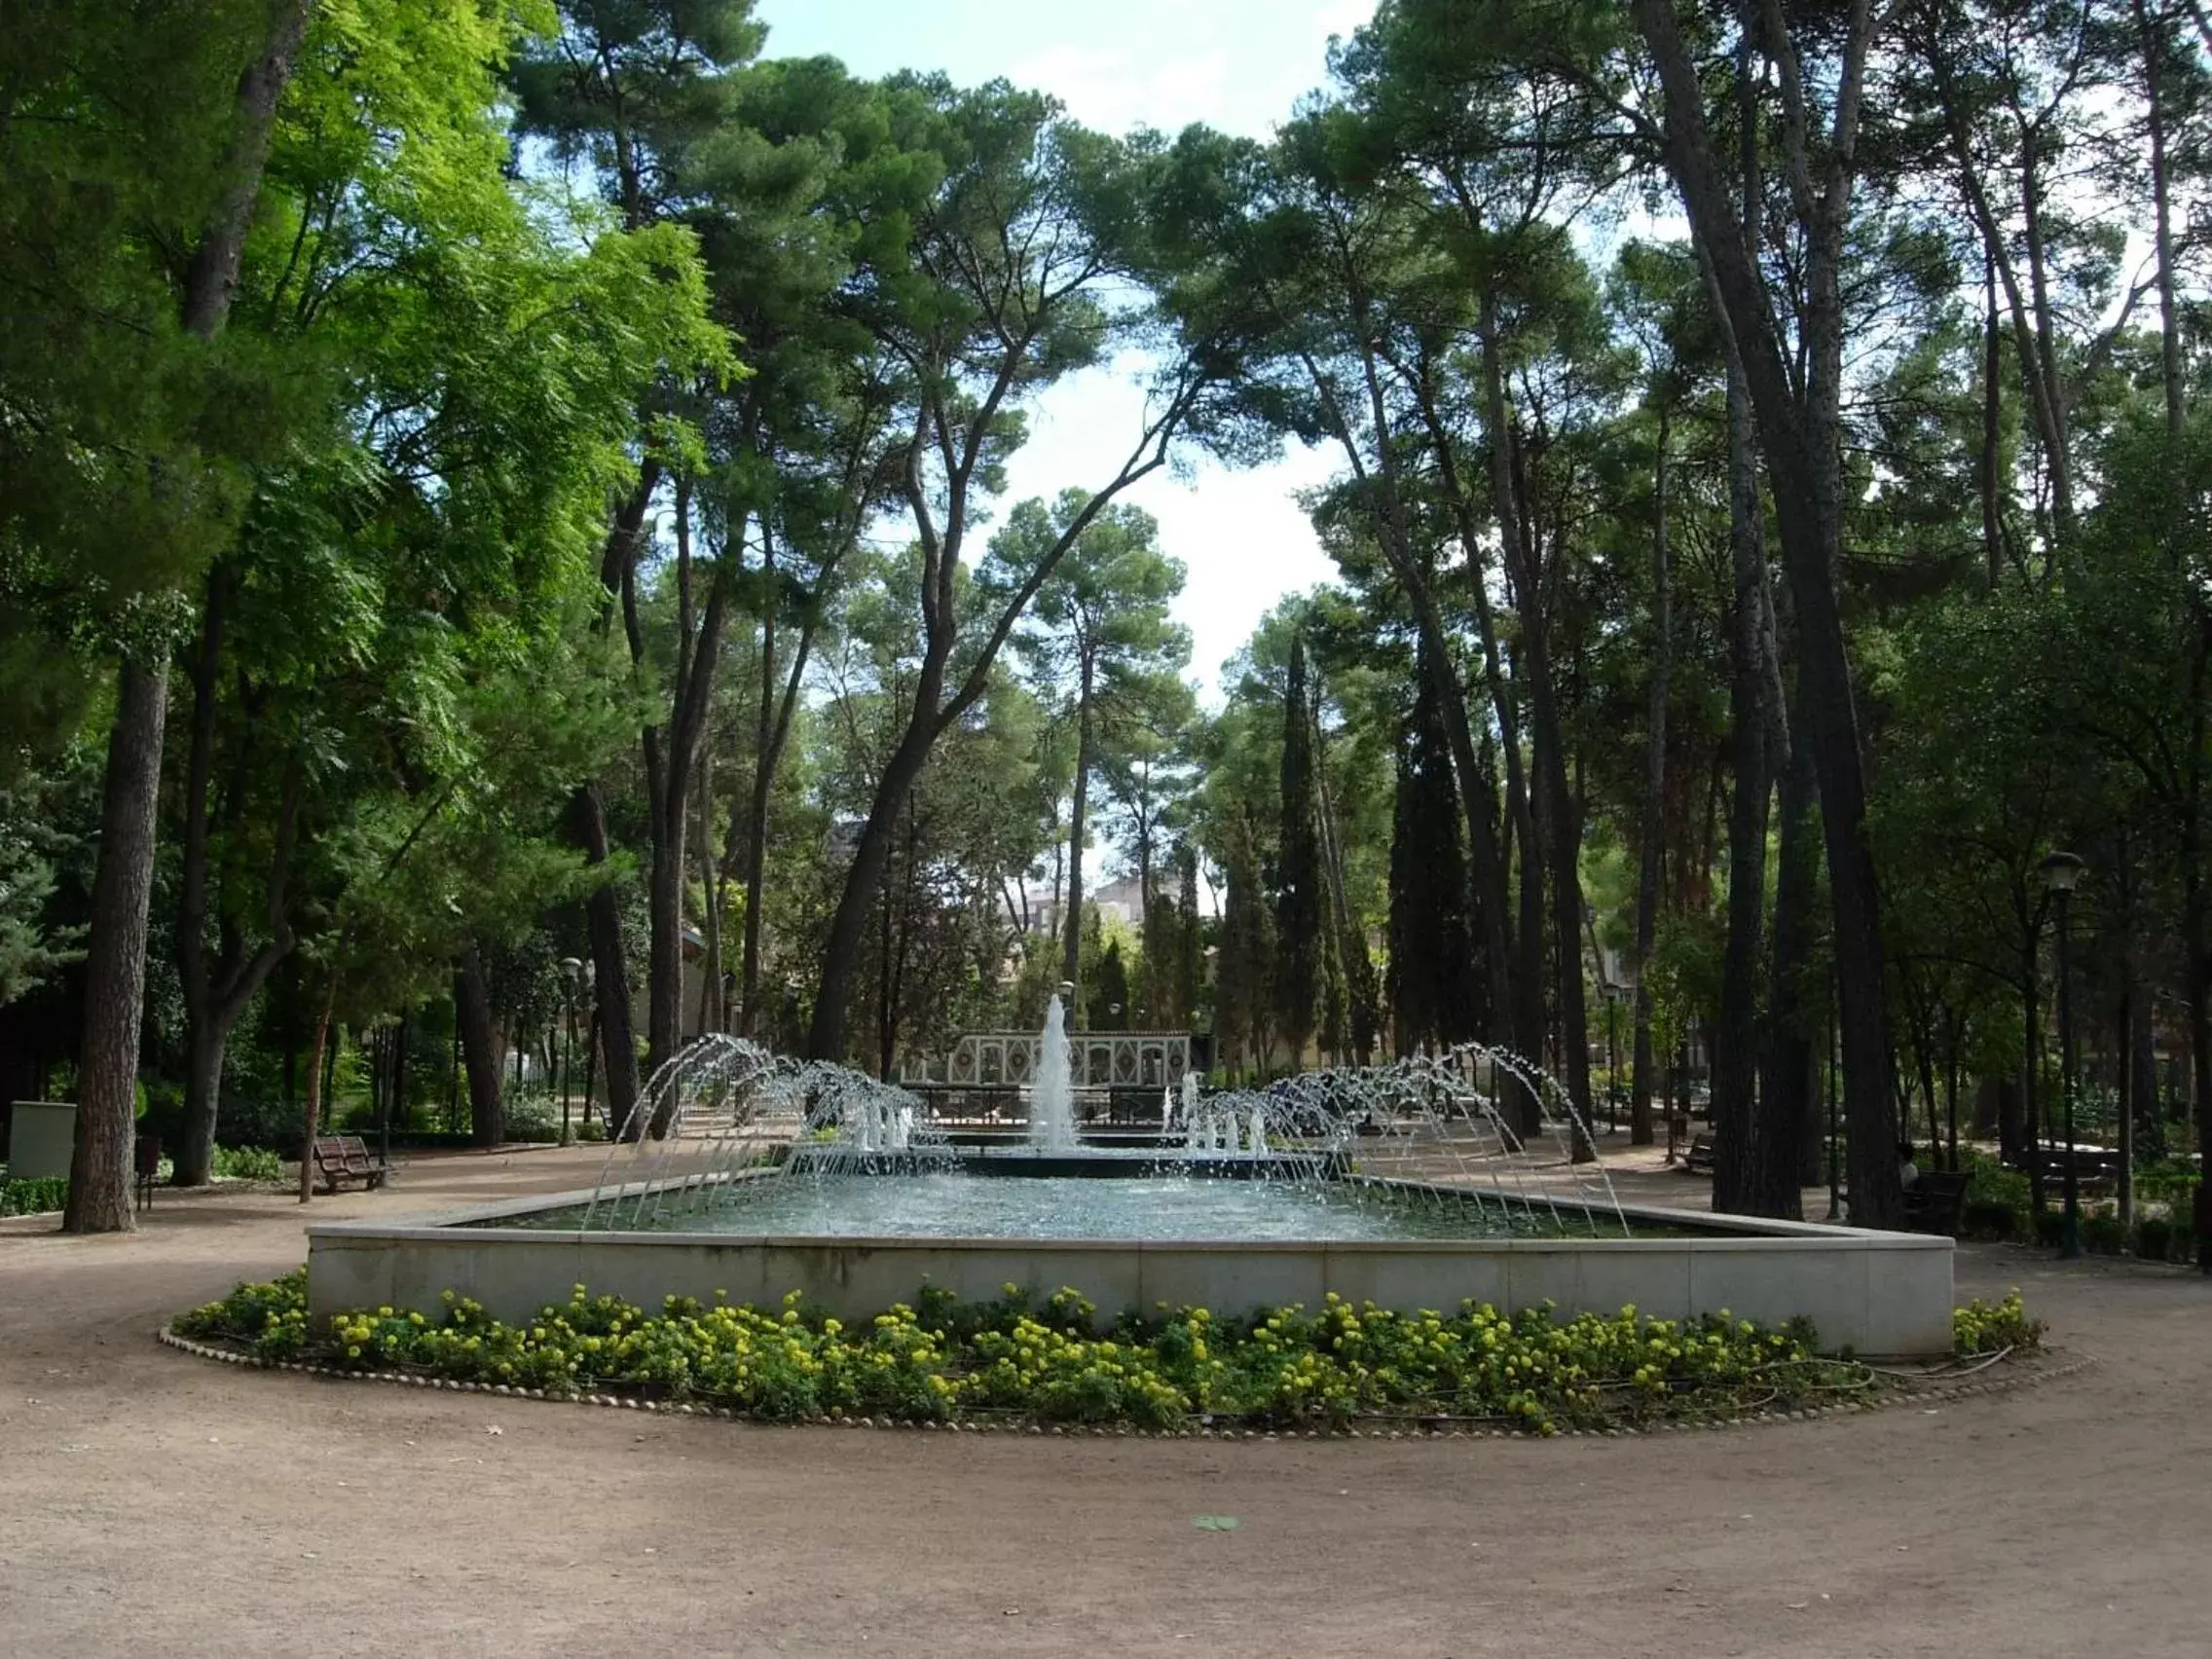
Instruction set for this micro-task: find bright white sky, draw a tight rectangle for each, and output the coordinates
[755,0,1378,695]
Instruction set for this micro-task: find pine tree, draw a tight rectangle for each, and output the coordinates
[1274,635,1322,1065]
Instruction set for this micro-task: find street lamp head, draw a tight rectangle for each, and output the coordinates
[2039,850,2085,895]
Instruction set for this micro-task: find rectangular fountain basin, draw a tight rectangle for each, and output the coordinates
[305,1172,1956,1357]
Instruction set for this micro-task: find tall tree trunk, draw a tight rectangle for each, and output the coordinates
[2140,0,2187,443]
[1764,700,1821,1200]
[1061,653,1097,1012]
[571,785,641,1137]
[809,684,946,1062]
[645,481,725,1097]
[1979,253,2005,589]
[1315,334,1515,1050]
[67,0,314,1235]
[64,660,167,1234]
[295,981,335,1204]
[455,951,503,1149]
[1478,317,1551,1135]
[2119,832,2153,1226]
[1405,365,1536,1050]
[1630,409,1673,1149]
[173,570,298,1185]
[1714,350,1778,1213]
[695,740,720,1037]
[2184,605,2212,1272]
[1634,0,1903,1226]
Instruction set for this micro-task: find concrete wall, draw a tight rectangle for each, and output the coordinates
[307,1191,1955,1357]
[7,1101,77,1180]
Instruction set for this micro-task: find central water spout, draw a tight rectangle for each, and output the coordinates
[1029,993,1076,1150]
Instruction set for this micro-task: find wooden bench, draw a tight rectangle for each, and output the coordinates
[1682,1133,1717,1174]
[313,1135,391,1194]
[2026,1146,2123,1191]
[1899,1168,1970,1235]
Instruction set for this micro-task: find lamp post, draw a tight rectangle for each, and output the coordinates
[2040,851,2085,1260]
[558,956,584,1148]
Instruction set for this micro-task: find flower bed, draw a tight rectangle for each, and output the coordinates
[173,1271,2042,1435]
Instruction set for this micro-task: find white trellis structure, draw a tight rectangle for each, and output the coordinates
[900,1030,1191,1091]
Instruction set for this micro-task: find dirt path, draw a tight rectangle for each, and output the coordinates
[1,1148,2206,1658]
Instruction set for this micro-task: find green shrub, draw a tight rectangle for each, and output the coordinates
[1,1175,69,1216]
[1953,1290,2043,1357]
[174,1272,1894,1435]
[1960,1198,2022,1240]
[2032,1208,2067,1247]
[212,1144,283,1181]
[1959,1149,2030,1212]
[2080,1211,2126,1255]
[501,1096,562,1142]
[2136,1157,2201,1207]
[2134,1217,2173,1261]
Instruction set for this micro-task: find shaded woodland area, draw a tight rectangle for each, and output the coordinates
[3,0,2207,1255]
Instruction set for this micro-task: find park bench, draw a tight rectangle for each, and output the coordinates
[2025,1146,2124,1193]
[1683,1133,1717,1174]
[1899,1168,1971,1235]
[312,1135,391,1195]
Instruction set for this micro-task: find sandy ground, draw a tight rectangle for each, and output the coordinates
[1,1143,2207,1659]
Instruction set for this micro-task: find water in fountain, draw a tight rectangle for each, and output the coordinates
[571,1021,1627,1240]
[1166,1043,1628,1236]
[1027,994,1075,1150]
[580,1034,947,1230]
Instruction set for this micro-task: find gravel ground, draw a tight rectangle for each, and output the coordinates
[1,1144,2206,1658]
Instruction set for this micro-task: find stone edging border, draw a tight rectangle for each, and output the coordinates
[155,1325,2096,1441]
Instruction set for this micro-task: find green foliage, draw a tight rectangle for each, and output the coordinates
[170,1272,1945,1433]
[1952,1292,2044,1358]
[499,1094,564,1144]
[1,1176,71,1217]
[211,1144,282,1181]
[1388,643,1476,1052]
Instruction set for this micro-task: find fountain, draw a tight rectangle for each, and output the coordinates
[1027,994,1076,1151]
[304,1028,1958,1355]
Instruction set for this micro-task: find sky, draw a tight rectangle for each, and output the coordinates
[754,0,1378,694]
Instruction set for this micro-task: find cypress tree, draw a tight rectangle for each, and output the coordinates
[1388,647,1477,1053]
[1274,635,1322,1064]
[1175,844,1201,1029]
[1089,939,1130,1030]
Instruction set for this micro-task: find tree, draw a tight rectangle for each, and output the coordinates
[802,85,1246,1062]
[1007,494,1193,1017]
[1388,643,1478,1053]
[514,0,758,1122]
[160,0,709,1183]
[1629,0,1907,1224]
[1276,634,1324,1061]
[0,0,319,1232]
